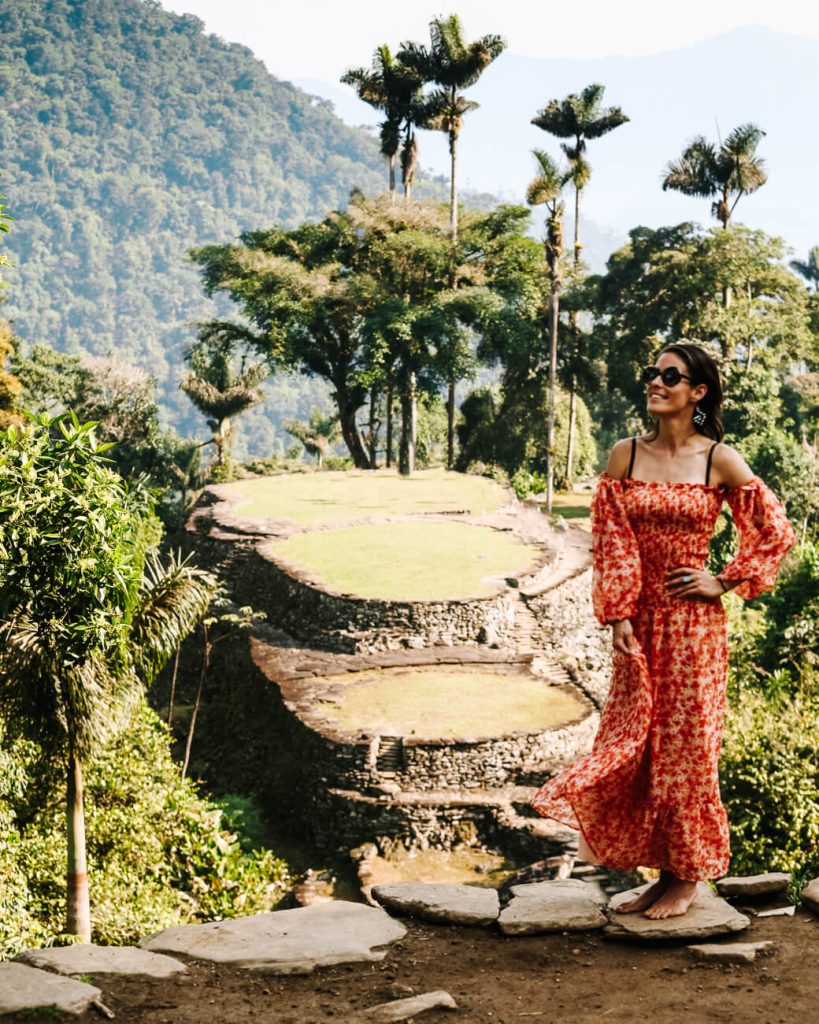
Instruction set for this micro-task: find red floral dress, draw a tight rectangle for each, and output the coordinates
[529,472,796,881]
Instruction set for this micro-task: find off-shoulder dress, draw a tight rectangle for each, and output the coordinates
[529,438,796,881]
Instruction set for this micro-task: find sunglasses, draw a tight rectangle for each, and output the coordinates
[642,365,693,387]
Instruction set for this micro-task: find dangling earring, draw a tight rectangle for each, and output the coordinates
[693,404,707,427]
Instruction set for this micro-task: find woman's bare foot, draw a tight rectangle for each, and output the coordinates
[642,877,698,919]
[615,870,673,914]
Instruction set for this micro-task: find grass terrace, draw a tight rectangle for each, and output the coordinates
[313,664,587,738]
[268,520,540,600]
[228,468,508,526]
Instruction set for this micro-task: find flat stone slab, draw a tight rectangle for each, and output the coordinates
[498,879,608,935]
[801,877,819,915]
[755,905,795,918]
[0,962,101,1016]
[604,882,751,942]
[16,943,187,978]
[687,941,774,964]
[370,884,499,926]
[715,873,791,898]
[141,901,406,975]
[354,990,458,1021]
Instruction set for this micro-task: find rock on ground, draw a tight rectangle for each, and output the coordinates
[715,873,791,898]
[498,879,608,935]
[370,883,499,926]
[0,962,101,1017]
[800,877,819,915]
[687,941,774,964]
[352,990,458,1021]
[16,943,186,978]
[604,882,751,942]
[141,900,406,975]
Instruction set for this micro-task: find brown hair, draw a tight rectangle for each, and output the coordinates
[646,342,724,442]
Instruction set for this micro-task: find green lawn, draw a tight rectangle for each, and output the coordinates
[268,520,539,600]
[227,468,507,526]
[313,665,587,738]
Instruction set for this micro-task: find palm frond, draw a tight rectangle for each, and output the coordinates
[662,137,719,196]
[128,551,217,687]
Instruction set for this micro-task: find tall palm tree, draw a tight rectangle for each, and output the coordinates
[662,123,767,229]
[0,414,216,940]
[341,46,424,199]
[790,246,819,291]
[527,150,569,514]
[532,83,628,485]
[399,14,506,465]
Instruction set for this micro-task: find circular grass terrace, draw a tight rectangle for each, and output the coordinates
[227,468,508,526]
[311,664,587,740]
[268,520,540,600]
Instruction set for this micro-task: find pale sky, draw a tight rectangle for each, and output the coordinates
[160,0,819,81]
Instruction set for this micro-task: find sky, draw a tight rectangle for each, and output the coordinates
[160,0,819,81]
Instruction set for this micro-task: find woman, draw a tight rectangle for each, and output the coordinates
[529,343,796,919]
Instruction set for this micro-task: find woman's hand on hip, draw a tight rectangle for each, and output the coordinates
[611,618,640,655]
[665,566,725,600]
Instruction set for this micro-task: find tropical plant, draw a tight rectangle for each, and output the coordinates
[791,247,819,292]
[399,14,506,466]
[532,83,628,483]
[662,123,767,231]
[0,412,216,941]
[284,409,340,468]
[180,321,268,474]
[0,187,13,289]
[526,149,569,512]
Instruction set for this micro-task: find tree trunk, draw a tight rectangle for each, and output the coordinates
[449,125,458,244]
[167,644,181,727]
[546,271,560,515]
[335,383,371,468]
[447,380,456,469]
[368,385,379,469]
[573,184,582,265]
[385,381,394,468]
[182,625,209,780]
[389,153,396,197]
[66,744,91,941]
[398,375,417,476]
[565,372,577,486]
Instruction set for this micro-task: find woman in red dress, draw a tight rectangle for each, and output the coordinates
[530,343,796,919]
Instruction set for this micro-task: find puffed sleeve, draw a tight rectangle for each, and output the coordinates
[718,476,796,600]
[591,472,642,626]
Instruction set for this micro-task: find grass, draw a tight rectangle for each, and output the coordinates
[269,520,539,600]
[312,665,587,737]
[226,468,507,526]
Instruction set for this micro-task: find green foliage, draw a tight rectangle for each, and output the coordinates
[720,682,819,885]
[0,702,291,957]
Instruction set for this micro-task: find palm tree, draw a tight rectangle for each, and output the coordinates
[180,321,267,471]
[399,14,506,465]
[532,83,628,485]
[284,409,340,468]
[662,123,767,229]
[0,414,216,940]
[341,46,423,198]
[790,246,819,291]
[526,150,569,514]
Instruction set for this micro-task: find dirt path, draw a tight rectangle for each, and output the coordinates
[28,909,819,1024]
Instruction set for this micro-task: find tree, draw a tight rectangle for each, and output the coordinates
[662,123,767,232]
[526,149,569,512]
[0,412,216,940]
[399,14,506,466]
[532,83,628,483]
[0,320,22,429]
[180,322,268,473]
[284,409,340,468]
[791,247,819,292]
[340,45,423,198]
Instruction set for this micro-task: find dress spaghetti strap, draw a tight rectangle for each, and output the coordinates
[626,436,637,480]
[705,441,718,485]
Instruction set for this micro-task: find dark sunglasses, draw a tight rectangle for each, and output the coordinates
[642,365,693,387]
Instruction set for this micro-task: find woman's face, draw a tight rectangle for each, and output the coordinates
[645,352,706,419]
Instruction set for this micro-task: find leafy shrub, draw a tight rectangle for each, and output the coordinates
[510,468,547,500]
[720,680,819,887]
[0,701,292,958]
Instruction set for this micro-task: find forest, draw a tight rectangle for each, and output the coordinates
[0,0,818,956]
